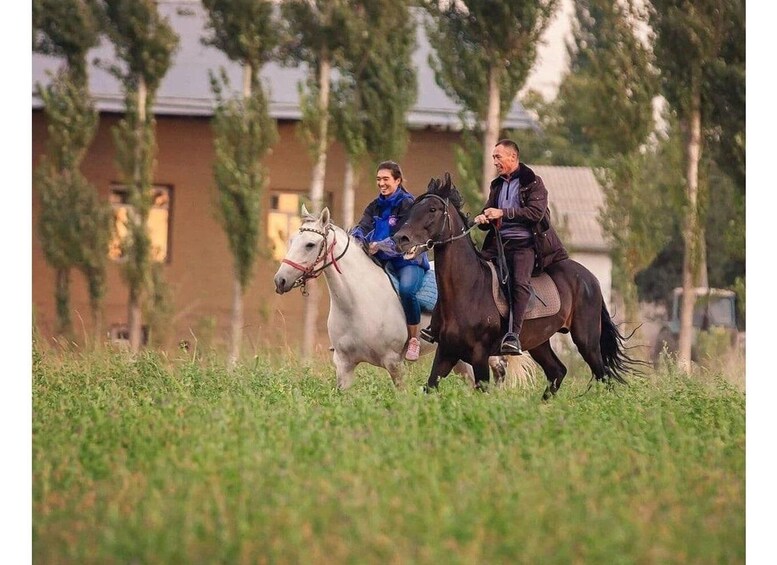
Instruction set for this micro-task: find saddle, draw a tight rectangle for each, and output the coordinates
[485,262,561,320]
[385,261,559,320]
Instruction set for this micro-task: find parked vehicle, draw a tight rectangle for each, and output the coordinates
[652,287,738,365]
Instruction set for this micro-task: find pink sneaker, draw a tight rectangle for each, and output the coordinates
[405,337,421,361]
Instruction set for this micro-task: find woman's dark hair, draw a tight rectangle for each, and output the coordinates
[376,160,404,182]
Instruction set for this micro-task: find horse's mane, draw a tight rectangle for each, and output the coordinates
[424,173,496,263]
[424,173,473,230]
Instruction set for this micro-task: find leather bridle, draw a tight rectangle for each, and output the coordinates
[281,224,350,295]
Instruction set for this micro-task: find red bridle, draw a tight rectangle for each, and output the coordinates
[281,224,347,293]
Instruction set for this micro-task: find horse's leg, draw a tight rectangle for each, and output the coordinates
[425,347,458,391]
[452,360,476,388]
[528,341,568,401]
[488,356,508,386]
[385,354,405,390]
[472,361,492,392]
[333,350,357,391]
[569,313,607,383]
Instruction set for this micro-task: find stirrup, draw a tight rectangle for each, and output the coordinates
[420,326,437,343]
[500,333,522,356]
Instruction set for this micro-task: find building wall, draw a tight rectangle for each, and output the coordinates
[32,111,464,353]
[569,251,613,309]
[33,111,613,354]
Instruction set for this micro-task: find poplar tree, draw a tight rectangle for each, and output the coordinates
[202,0,279,367]
[424,0,558,201]
[33,0,111,341]
[94,0,179,353]
[559,0,659,320]
[281,0,349,358]
[331,0,416,227]
[648,0,744,370]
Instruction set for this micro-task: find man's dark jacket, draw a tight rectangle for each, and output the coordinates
[479,162,569,275]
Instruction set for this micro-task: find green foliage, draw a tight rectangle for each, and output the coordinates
[424,1,557,119]
[600,127,685,307]
[32,0,101,83]
[94,0,179,93]
[452,127,488,213]
[424,0,558,197]
[280,0,350,68]
[331,0,417,165]
[33,4,110,336]
[560,0,656,158]
[111,110,157,294]
[202,0,279,72]
[144,262,174,348]
[33,350,744,563]
[648,0,742,116]
[210,70,278,289]
[96,0,179,344]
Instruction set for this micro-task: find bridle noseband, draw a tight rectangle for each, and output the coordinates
[281,223,350,295]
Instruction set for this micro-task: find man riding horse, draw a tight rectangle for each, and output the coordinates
[421,139,568,355]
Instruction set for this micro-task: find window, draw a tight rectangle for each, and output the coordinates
[109,185,172,262]
[267,191,335,261]
[268,192,303,261]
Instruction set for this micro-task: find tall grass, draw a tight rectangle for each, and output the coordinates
[33,345,745,564]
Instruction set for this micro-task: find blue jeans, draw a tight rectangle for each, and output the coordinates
[396,264,426,325]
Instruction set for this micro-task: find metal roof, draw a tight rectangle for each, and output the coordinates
[532,165,611,252]
[31,1,535,131]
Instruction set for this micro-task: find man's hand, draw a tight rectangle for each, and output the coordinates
[475,208,504,224]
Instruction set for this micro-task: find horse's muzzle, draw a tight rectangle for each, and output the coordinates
[273,274,292,294]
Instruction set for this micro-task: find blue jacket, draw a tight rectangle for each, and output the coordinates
[351,187,430,270]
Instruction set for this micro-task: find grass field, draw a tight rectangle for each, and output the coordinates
[32,344,745,564]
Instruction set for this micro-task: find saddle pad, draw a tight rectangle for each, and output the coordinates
[386,267,437,313]
[525,272,561,320]
[485,263,561,320]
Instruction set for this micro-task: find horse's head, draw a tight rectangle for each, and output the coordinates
[273,204,333,294]
[393,172,465,259]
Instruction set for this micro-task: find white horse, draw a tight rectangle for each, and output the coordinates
[273,206,512,390]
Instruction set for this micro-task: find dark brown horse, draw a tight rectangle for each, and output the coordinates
[393,173,637,399]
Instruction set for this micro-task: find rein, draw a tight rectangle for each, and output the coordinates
[410,193,479,251]
[282,224,350,295]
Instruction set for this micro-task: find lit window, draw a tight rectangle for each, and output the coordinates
[268,192,303,261]
[109,185,172,262]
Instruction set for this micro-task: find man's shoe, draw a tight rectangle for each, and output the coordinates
[419,325,437,343]
[405,337,421,361]
[500,333,523,356]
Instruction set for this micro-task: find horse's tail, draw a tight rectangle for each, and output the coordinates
[599,303,643,384]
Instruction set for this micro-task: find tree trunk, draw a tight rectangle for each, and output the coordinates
[342,158,355,229]
[129,77,148,354]
[226,64,254,369]
[128,286,143,352]
[302,54,332,360]
[228,275,244,369]
[480,65,501,200]
[55,267,72,338]
[677,86,702,372]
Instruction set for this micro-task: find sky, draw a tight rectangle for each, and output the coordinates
[524,0,574,101]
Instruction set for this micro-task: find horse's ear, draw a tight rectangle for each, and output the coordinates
[443,172,452,191]
[300,203,312,219]
[320,206,331,226]
[426,177,437,192]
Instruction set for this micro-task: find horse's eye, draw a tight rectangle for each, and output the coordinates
[429,207,437,213]
[305,242,316,249]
